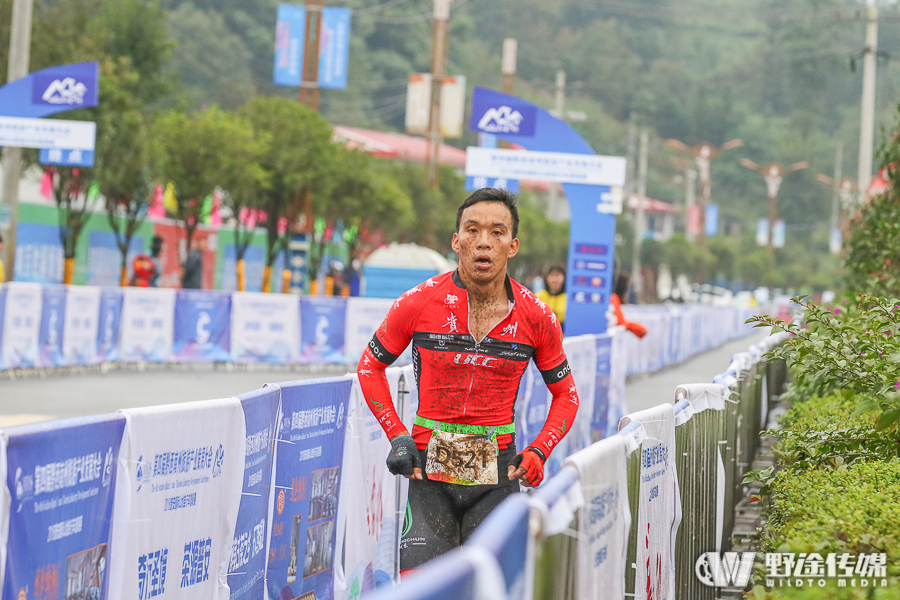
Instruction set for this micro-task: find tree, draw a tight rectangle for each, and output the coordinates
[239,97,336,292]
[50,166,96,284]
[150,107,266,272]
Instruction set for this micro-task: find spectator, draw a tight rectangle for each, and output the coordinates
[536,264,567,328]
[181,237,206,289]
[608,270,647,338]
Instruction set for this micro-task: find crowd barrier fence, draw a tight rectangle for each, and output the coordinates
[0,294,763,600]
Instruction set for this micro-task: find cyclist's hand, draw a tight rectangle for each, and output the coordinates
[508,447,546,487]
[387,435,422,479]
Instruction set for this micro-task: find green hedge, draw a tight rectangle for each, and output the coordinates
[752,392,900,598]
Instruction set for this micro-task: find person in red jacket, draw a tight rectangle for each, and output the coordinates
[608,270,647,338]
[357,188,579,574]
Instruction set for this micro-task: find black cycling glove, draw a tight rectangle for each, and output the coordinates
[386,435,421,476]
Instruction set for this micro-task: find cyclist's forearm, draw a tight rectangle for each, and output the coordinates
[530,374,579,458]
[357,346,408,440]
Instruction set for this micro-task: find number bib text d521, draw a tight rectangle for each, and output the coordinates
[424,429,499,485]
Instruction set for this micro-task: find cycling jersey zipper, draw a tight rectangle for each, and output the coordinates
[462,295,514,415]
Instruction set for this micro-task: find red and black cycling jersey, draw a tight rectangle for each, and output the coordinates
[357,270,579,459]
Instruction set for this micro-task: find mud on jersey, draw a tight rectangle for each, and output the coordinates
[357,270,579,459]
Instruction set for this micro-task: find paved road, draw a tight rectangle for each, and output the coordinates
[0,364,349,427]
[0,329,769,428]
[624,329,771,414]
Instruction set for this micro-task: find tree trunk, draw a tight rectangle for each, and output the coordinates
[63,258,75,285]
[309,279,318,296]
[281,268,291,294]
[237,258,246,292]
[262,265,272,293]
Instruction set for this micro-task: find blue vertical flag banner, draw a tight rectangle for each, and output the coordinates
[1,282,42,369]
[108,399,246,600]
[318,7,352,89]
[273,5,351,89]
[38,285,67,368]
[231,292,300,363]
[173,290,231,362]
[3,415,125,600]
[96,287,123,362]
[299,297,347,364]
[119,288,176,362]
[273,4,305,86]
[267,377,351,600]
[705,204,718,237]
[228,387,281,600]
[63,285,101,365]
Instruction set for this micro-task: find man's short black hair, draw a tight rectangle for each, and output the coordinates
[456,188,519,239]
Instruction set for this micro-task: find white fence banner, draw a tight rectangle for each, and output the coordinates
[62,285,101,365]
[1,282,42,369]
[119,288,176,362]
[109,398,246,600]
[230,292,300,363]
[344,298,392,364]
[619,404,680,600]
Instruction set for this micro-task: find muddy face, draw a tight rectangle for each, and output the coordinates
[452,201,519,288]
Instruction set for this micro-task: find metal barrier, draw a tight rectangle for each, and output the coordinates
[505,334,788,600]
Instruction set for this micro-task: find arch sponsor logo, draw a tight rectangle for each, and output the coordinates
[35,76,89,105]
[471,101,537,137]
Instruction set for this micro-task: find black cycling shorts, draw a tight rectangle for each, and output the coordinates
[399,446,520,571]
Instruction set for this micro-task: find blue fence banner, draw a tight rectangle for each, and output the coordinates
[229,387,281,600]
[3,414,125,600]
[86,231,144,287]
[173,290,231,362]
[38,285,67,367]
[119,288,176,362]
[1,282,42,369]
[465,494,533,599]
[268,377,351,600]
[13,222,64,284]
[591,335,612,442]
[318,7,352,89]
[96,287,123,362]
[108,398,246,600]
[299,297,346,364]
[0,61,99,119]
[0,286,6,370]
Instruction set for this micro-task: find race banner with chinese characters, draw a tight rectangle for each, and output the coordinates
[231,292,300,364]
[108,398,245,600]
[62,285,100,365]
[343,298,393,364]
[3,415,125,600]
[299,297,347,364]
[228,387,281,600]
[267,377,351,600]
[1,282,42,369]
[173,290,231,362]
[119,288,176,362]
[38,285,67,368]
[96,287,123,363]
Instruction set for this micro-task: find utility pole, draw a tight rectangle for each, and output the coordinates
[830,143,843,254]
[299,0,324,110]
[546,69,566,214]
[667,138,743,247]
[631,128,649,301]
[500,38,516,95]
[741,159,809,254]
[858,1,878,196]
[1,0,35,282]
[684,168,697,243]
[624,113,637,199]
[425,0,451,188]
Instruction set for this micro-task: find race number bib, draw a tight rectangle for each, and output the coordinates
[425,429,499,485]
